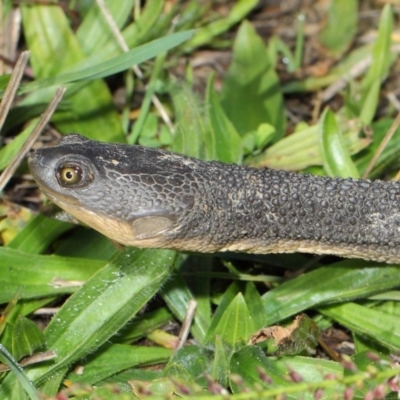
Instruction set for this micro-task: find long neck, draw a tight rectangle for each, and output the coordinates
[177,162,400,263]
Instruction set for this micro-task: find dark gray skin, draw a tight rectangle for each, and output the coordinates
[28,134,400,263]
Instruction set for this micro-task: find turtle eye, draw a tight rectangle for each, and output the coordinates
[57,165,83,186]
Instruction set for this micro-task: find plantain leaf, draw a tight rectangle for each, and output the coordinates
[212,293,255,349]
[67,344,171,385]
[221,21,286,140]
[320,108,360,178]
[261,260,400,325]
[319,0,358,56]
[320,302,400,351]
[0,247,104,304]
[17,248,177,389]
[206,74,242,163]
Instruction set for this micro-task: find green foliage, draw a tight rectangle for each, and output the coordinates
[221,21,286,140]
[320,108,360,178]
[0,1,400,399]
[319,0,358,56]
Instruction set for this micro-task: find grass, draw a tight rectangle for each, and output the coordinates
[0,1,399,399]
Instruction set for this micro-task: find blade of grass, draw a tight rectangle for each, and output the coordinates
[20,30,195,94]
[0,345,40,400]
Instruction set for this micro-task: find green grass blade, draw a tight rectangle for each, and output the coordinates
[0,345,40,400]
[21,30,195,94]
[186,0,258,50]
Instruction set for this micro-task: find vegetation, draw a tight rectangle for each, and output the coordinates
[0,1,399,399]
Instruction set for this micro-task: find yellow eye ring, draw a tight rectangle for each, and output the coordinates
[57,165,83,186]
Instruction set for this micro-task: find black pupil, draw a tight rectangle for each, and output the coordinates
[57,165,83,186]
[65,171,74,180]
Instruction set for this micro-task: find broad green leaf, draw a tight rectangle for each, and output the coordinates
[68,344,171,385]
[54,228,118,260]
[23,248,176,387]
[249,120,369,170]
[320,302,400,351]
[169,82,212,160]
[261,260,400,325]
[206,74,242,164]
[205,282,242,344]
[11,317,45,361]
[7,215,73,254]
[0,247,104,304]
[221,20,286,140]
[212,293,255,349]
[162,345,213,386]
[319,0,358,56]
[320,108,360,178]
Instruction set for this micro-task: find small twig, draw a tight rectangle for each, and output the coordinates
[317,336,341,362]
[0,86,66,192]
[387,92,400,111]
[33,307,61,315]
[322,44,400,103]
[321,55,372,103]
[95,0,175,133]
[362,111,400,179]
[173,300,197,353]
[0,51,30,133]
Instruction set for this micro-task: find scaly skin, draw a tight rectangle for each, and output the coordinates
[28,134,400,263]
